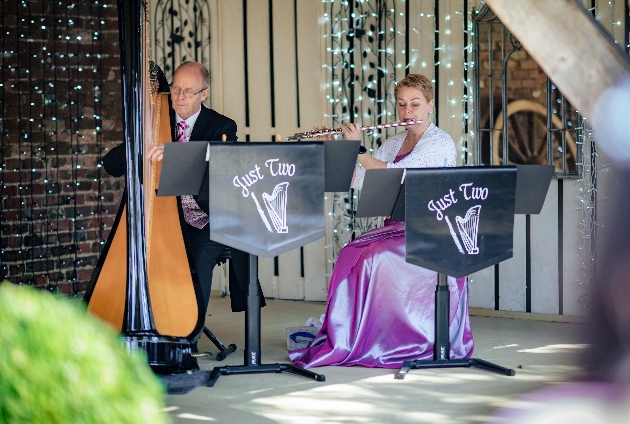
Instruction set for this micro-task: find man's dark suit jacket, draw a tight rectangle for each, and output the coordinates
[102,104,265,313]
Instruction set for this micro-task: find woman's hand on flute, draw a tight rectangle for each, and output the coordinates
[340,122,362,142]
[313,125,335,141]
[148,144,165,162]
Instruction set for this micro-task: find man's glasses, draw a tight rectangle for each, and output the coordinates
[169,86,207,98]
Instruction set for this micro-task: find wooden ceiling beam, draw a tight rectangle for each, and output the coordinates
[485,0,630,120]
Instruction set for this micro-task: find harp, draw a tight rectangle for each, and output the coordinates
[263,182,289,233]
[83,0,203,373]
[456,205,481,255]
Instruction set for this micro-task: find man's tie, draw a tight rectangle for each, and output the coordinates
[177,121,189,143]
[177,120,209,229]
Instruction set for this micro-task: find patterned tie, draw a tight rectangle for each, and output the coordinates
[177,120,209,229]
[176,121,189,143]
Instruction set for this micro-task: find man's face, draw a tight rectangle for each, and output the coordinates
[170,66,209,120]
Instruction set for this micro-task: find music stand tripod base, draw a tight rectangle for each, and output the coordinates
[207,363,325,387]
[396,358,515,379]
[395,273,515,380]
[207,254,325,387]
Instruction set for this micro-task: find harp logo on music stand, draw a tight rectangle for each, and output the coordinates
[251,182,289,234]
[445,205,481,255]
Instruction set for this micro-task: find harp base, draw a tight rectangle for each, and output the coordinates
[395,273,515,379]
[124,336,199,374]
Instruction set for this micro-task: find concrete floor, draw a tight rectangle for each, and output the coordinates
[164,297,587,423]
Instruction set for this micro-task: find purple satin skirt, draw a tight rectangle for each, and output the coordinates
[289,221,474,369]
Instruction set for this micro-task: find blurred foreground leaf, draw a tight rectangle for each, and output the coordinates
[0,283,170,424]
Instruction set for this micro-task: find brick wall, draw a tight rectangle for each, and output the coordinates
[1,0,123,294]
[478,24,549,124]
[476,21,578,173]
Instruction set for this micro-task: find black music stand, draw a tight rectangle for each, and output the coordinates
[159,141,358,387]
[356,165,552,379]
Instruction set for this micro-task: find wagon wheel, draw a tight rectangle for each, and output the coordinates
[493,99,576,172]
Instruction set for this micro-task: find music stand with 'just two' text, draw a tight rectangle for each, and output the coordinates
[356,165,553,378]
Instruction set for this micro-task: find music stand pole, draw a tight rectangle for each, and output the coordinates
[434,273,450,360]
[245,253,261,366]
[396,273,515,379]
[207,254,325,387]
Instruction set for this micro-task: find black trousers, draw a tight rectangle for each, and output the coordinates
[184,224,265,316]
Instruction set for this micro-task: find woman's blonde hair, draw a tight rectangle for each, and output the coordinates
[394,74,433,102]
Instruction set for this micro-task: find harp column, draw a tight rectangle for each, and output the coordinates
[118,0,154,337]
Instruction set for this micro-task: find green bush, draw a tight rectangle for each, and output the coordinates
[0,282,170,424]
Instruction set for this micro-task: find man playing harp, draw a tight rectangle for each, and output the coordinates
[103,61,265,353]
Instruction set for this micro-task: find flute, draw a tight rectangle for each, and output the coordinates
[287,119,423,140]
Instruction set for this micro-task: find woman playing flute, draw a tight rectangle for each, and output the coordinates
[289,74,473,369]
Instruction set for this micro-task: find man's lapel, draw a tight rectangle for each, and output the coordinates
[168,95,177,141]
[190,105,211,142]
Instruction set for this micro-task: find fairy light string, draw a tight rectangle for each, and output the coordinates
[321,0,610,314]
[0,0,618,304]
[1,0,116,295]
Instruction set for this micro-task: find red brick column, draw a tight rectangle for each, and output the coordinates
[1,0,124,294]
